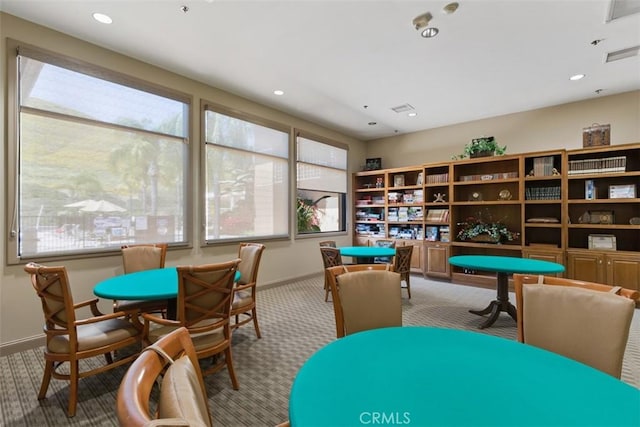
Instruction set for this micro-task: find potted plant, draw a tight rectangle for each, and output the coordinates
[456,212,519,243]
[452,136,506,160]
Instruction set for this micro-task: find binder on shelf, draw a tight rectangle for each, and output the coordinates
[426,209,449,222]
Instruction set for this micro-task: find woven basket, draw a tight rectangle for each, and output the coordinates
[470,234,499,243]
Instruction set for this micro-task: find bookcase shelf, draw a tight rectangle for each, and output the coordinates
[352,142,640,291]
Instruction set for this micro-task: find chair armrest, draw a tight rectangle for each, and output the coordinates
[141,313,181,327]
[74,310,137,326]
[73,298,104,316]
[234,282,255,292]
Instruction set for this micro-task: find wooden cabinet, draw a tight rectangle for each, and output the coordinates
[353,171,386,240]
[424,242,450,278]
[567,249,640,291]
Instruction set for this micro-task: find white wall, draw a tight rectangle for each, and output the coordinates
[366,91,640,167]
[0,13,366,353]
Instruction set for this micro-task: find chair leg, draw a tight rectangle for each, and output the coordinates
[324,278,331,302]
[406,275,411,299]
[251,308,262,339]
[67,360,79,417]
[38,360,54,400]
[225,347,239,390]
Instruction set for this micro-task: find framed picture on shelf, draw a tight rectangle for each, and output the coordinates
[365,158,382,171]
[394,174,405,187]
[588,234,616,251]
[609,184,636,199]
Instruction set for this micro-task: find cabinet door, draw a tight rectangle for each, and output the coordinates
[522,249,564,276]
[606,254,640,292]
[425,243,450,278]
[402,241,422,271]
[566,251,604,283]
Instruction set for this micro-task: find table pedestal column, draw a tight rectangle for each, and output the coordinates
[469,272,517,329]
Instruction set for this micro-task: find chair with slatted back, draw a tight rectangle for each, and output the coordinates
[320,246,343,302]
[513,273,637,378]
[142,259,241,389]
[394,245,413,299]
[319,240,337,248]
[231,242,266,338]
[326,264,401,338]
[115,243,168,316]
[24,262,142,417]
[373,239,396,264]
[117,327,212,427]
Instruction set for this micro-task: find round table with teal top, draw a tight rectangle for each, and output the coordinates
[448,255,565,329]
[339,246,396,264]
[94,267,240,319]
[289,326,640,427]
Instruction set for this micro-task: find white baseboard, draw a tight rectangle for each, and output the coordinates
[0,334,45,356]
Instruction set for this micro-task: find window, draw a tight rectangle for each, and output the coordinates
[7,43,190,262]
[296,133,347,234]
[203,104,289,242]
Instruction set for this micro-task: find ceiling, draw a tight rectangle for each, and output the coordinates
[2,0,639,141]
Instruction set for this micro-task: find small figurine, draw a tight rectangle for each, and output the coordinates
[552,168,560,176]
[434,193,446,203]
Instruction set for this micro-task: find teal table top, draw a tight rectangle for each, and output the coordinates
[289,327,639,426]
[339,246,396,258]
[94,267,240,300]
[448,255,565,274]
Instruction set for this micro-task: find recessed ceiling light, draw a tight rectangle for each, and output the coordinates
[421,27,439,38]
[92,13,112,24]
[273,90,284,96]
[569,74,585,81]
[442,2,459,14]
[408,112,418,117]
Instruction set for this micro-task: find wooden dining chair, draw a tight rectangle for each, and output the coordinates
[326,264,401,338]
[24,262,142,417]
[393,245,413,299]
[231,242,266,338]
[373,239,396,263]
[513,274,637,378]
[320,246,343,302]
[117,327,212,427]
[115,243,168,316]
[142,259,241,389]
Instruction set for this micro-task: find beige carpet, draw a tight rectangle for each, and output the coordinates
[1,274,638,426]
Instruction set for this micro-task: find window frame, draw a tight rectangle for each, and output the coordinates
[294,130,349,239]
[5,39,193,264]
[200,100,292,245]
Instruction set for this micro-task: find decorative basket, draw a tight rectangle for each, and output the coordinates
[470,234,500,243]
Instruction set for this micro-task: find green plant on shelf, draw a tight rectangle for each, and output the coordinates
[452,136,506,160]
[456,211,519,243]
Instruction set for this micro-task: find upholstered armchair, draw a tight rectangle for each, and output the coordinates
[326,264,402,338]
[24,262,142,417]
[513,274,637,378]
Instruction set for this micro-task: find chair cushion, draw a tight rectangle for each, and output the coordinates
[147,320,225,352]
[122,246,163,273]
[338,270,402,335]
[522,284,634,378]
[231,290,253,310]
[158,355,211,427]
[48,318,140,353]
[238,245,260,285]
[115,299,167,312]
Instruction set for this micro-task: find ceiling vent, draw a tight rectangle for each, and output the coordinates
[390,103,415,113]
[607,0,640,21]
[606,45,640,62]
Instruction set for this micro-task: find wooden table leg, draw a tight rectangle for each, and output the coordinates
[469,272,517,329]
